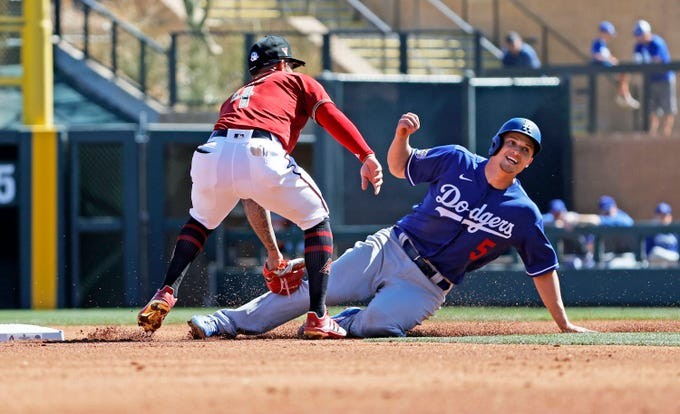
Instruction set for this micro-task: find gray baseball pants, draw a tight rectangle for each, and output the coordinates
[208,227,451,337]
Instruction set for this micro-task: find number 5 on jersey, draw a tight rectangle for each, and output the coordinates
[469,239,496,261]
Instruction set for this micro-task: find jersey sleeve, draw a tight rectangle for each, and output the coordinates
[516,214,559,277]
[405,145,462,186]
[296,73,333,118]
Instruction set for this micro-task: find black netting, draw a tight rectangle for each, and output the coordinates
[78,143,123,217]
[77,232,124,307]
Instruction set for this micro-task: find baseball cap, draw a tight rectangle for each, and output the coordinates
[599,195,617,211]
[633,19,651,36]
[505,31,521,43]
[549,199,567,213]
[655,202,672,215]
[248,35,306,74]
[599,21,616,35]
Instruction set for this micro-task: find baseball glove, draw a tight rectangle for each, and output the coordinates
[263,258,306,295]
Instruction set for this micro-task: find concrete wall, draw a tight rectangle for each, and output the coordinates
[572,132,680,219]
[445,0,680,64]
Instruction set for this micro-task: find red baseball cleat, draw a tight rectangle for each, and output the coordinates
[137,285,177,333]
[302,311,347,339]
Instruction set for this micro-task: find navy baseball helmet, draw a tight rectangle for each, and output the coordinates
[248,35,306,75]
[488,117,542,157]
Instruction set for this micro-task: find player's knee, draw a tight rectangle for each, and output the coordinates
[353,309,407,338]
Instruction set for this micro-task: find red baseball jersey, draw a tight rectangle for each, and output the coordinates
[214,71,332,153]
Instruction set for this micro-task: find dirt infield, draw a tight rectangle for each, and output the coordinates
[2,320,679,414]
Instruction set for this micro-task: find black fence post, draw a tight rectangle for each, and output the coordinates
[588,74,597,133]
[244,33,255,84]
[642,76,650,132]
[111,21,118,75]
[83,4,90,58]
[54,0,61,36]
[322,32,331,72]
[474,30,482,75]
[139,40,147,95]
[399,32,408,74]
[169,33,178,107]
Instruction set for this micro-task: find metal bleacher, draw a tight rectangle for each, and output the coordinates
[205,0,501,76]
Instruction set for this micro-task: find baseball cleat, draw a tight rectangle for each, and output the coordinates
[187,315,218,339]
[331,306,362,323]
[137,285,177,333]
[302,311,347,339]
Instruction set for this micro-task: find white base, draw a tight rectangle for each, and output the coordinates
[0,324,65,342]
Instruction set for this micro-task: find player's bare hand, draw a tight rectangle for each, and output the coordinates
[361,154,383,195]
[396,112,420,137]
[561,323,597,333]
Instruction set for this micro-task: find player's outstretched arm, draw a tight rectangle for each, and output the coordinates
[387,112,420,179]
[242,199,284,270]
[532,270,596,333]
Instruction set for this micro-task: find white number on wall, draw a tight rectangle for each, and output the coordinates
[0,164,16,204]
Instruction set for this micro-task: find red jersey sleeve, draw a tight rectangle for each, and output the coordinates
[314,102,375,162]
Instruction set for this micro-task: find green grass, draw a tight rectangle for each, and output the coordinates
[369,332,680,346]
[1,307,677,346]
[0,306,678,326]
[429,306,680,321]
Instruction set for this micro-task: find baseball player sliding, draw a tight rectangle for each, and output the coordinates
[187,113,594,338]
[137,35,383,339]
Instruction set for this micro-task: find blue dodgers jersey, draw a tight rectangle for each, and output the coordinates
[396,145,558,284]
[634,34,674,81]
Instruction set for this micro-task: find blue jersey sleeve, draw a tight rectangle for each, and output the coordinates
[516,213,559,276]
[405,145,476,186]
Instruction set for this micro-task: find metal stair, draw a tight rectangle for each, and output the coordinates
[205,0,500,75]
[207,0,282,21]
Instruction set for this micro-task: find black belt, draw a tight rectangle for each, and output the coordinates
[210,129,275,140]
[393,226,452,291]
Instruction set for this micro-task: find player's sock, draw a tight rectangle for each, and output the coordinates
[304,218,333,318]
[162,217,213,295]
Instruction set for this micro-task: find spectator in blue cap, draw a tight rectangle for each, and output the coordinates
[645,202,679,266]
[591,20,640,109]
[502,31,541,69]
[597,195,634,226]
[631,19,676,136]
[542,199,599,269]
[542,198,599,230]
[594,195,636,268]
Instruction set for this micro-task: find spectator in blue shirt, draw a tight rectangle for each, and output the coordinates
[594,195,636,268]
[502,31,541,69]
[632,20,677,136]
[645,202,679,266]
[542,198,600,230]
[542,199,599,269]
[597,195,634,226]
[591,20,640,109]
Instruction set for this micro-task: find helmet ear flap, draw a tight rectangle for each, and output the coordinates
[488,134,502,156]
